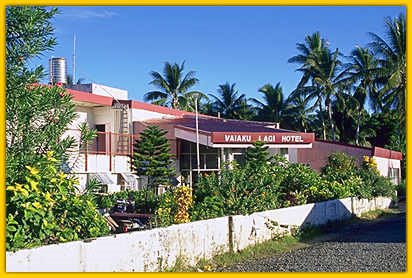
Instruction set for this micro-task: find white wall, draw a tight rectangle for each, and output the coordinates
[93,107,114,132]
[6,197,393,272]
[374,156,401,177]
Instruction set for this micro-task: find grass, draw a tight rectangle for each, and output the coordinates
[166,208,401,272]
[165,236,307,272]
[358,208,400,221]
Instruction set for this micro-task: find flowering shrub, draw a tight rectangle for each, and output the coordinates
[6,152,109,251]
[173,186,193,224]
[153,190,176,227]
[363,155,378,171]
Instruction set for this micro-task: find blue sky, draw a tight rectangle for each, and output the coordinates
[33,6,406,102]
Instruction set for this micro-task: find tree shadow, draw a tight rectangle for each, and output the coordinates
[297,199,405,244]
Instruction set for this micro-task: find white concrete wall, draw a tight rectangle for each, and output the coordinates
[113,156,131,173]
[6,197,392,272]
[73,155,131,174]
[7,216,229,272]
[232,197,364,251]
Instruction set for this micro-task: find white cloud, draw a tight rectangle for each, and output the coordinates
[61,8,118,20]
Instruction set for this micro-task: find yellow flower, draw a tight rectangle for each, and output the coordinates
[15,183,23,191]
[28,178,39,192]
[26,166,39,176]
[46,151,57,162]
[6,185,15,191]
[44,192,53,202]
[33,201,42,209]
[58,172,67,181]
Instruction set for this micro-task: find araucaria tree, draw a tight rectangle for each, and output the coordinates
[244,141,270,167]
[133,126,175,193]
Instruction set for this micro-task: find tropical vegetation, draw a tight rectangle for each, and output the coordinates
[146,13,406,178]
[6,6,405,251]
[6,6,110,251]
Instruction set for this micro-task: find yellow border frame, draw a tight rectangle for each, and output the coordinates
[0,1,409,277]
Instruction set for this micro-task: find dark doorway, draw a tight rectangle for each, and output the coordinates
[95,124,106,153]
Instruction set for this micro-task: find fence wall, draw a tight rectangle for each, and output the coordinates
[6,197,393,272]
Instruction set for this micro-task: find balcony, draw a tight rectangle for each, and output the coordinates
[80,131,137,157]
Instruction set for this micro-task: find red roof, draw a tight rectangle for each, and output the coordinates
[373,146,403,160]
[176,117,291,133]
[67,88,113,106]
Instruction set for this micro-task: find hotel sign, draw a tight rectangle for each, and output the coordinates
[211,132,314,144]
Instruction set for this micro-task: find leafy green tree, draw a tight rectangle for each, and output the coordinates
[250,82,288,124]
[244,141,270,167]
[209,82,247,119]
[6,7,77,185]
[6,6,109,250]
[175,91,209,113]
[145,61,200,109]
[133,125,175,193]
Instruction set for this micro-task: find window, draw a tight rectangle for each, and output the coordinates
[280,148,288,155]
[389,168,400,185]
[233,154,245,166]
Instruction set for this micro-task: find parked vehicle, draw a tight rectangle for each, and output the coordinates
[104,199,153,233]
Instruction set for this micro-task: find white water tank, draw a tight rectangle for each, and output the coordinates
[49,57,67,84]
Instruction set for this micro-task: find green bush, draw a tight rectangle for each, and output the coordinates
[358,167,396,199]
[279,163,322,206]
[153,190,177,227]
[192,160,284,219]
[321,152,359,183]
[396,179,406,197]
[6,153,109,251]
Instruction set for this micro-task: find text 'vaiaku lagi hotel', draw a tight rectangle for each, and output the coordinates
[50,59,402,193]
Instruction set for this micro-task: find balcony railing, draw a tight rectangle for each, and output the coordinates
[80,131,138,156]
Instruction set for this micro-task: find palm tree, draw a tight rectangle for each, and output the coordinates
[308,47,344,141]
[176,91,209,113]
[209,82,246,119]
[235,99,255,120]
[290,43,344,141]
[288,32,329,139]
[368,13,406,123]
[145,61,199,109]
[341,46,381,112]
[288,32,328,88]
[284,94,315,133]
[250,82,287,124]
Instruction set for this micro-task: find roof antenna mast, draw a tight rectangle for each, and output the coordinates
[72,33,76,83]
